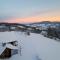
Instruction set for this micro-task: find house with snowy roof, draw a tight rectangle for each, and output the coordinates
[0,31,18,59]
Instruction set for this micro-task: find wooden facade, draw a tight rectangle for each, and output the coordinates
[0,41,18,59]
[0,48,11,59]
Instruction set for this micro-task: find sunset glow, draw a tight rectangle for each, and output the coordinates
[5,16,60,23]
[0,0,60,23]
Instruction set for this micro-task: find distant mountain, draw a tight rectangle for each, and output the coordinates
[0,22,27,27]
[29,21,60,25]
[26,21,60,28]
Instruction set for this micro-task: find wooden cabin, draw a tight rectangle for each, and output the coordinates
[0,42,18,59]
[0,32,18,59]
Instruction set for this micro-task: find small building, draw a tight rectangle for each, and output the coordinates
[0,32,18,59]
[0,41,18,59]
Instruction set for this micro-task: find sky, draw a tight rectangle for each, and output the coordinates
[0,0,60,23]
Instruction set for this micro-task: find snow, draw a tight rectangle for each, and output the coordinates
[0,31,17,43]
[0,31,60,60]
[6,44,18,49]
[0,45,6,55]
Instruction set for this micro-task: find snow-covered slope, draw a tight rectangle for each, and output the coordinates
[0,31,60,60]
[10,32,60,60]
[0,31,17,43]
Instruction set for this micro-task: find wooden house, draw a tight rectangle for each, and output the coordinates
[0,32,18,59]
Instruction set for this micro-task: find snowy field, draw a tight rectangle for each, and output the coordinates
[0,31,60,60]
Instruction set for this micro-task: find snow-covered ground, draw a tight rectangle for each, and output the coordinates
[0,31,60,60]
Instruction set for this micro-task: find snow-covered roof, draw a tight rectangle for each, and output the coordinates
[6,44,18,49]
[0,43,18,55]
[0,31,17,43]
[0,45,6,55]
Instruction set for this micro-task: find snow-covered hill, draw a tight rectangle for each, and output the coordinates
[26,21,60,30]
[0,31,60,60]
[11,32,60,60]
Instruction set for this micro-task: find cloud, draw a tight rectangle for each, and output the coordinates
[0,8,60,23]
[31,9,60,17]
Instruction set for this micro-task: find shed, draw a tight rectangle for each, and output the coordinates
[0,43,18,59]
[0,31,18,59]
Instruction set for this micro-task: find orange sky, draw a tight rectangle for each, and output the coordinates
[5,16,60,23]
